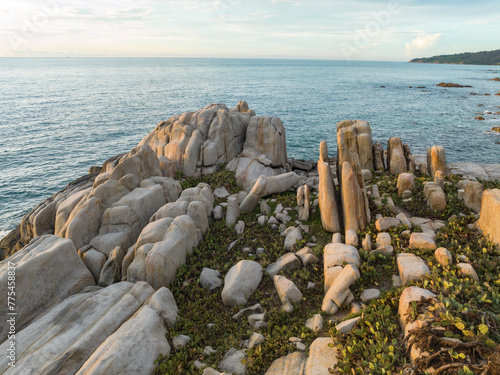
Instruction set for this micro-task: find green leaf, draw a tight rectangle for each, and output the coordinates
[478,324,489,335]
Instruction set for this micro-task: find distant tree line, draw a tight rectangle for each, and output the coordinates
[409,49,500,65]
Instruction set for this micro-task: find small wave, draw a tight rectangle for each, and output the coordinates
[0,230,12,241]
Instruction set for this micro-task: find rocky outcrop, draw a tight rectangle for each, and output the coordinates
[0,173,96,260]
[0,281,174,375]
[337,120,373,170]
[0,235,94,343]
[125,183,212,289]
[139,103,252,176]
[448,163,500,181]
[477,189,500,247]
[75,305,170,375]
[226,114,290,190]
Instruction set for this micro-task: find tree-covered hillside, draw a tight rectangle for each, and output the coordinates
[410,49,500,65]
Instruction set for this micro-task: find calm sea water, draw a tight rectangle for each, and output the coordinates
[1,58,499,237]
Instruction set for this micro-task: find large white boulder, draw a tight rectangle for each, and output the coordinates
[0,235,94,343]
[222,260,263,307]
[146,215,199,289]
[75,305,170,375]
[0,281,155,374]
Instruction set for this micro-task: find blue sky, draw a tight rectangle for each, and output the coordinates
[0,0,498,60]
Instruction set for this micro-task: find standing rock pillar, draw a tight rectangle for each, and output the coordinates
[427,145,450,180]
[318,141,342,233]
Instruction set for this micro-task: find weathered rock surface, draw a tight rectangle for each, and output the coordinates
[373,141,385,171]
[147,287,179,328]
[435,247,452,266]
[397,173,415,196]
[239,173,302,213]
[222,260,263,307]
[265,352,306,375]
[397,253,430,285]
[297,185,311,221]
[387,137,407,175]
[477,189,500,247]
[0,282,161,374]
[409,232,437,250]
[145,215,199,289]
[398,286,436,330]
[448,163,500,181]
[464,181,484,213]
[337,120,373,170]
[427,145,449,179]
[336,317,361,334]
[322,264,359,314]
[423,182,446,211]
[306,314,324,333]
[266,252,302,277]
[457,263,479,282]
[0,235,94,343]
[200,268,223,290]
[273,275,303,313]
[219,348,246,375]
[83,248,107,283]
[375,217,400,231]
[341,160,369,234]
[75,305,170,375]
[305,337,339,375]
[317,141,341,233]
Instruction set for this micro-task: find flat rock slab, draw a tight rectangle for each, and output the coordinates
[409,232,436,250]
[448,163,500,181]
[397,253,430,285]
[0,235,95,343]
[375,217,401,231]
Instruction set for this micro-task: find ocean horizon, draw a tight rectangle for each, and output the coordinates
[1,57,499,236]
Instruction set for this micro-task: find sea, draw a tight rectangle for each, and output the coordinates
[1,58,499,238]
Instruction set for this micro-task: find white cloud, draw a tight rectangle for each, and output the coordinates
[405,33,442,56]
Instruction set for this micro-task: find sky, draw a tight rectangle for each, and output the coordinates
[0,0,498,60]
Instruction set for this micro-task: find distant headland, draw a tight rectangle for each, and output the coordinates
[409,49,500,65]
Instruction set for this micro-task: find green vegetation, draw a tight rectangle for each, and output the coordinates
[155,169,500,374]
[372,171,471,221]
[409,49,500,65]
[155,170,333,375]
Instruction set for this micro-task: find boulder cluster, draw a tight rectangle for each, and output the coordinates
[0,101,499,375]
